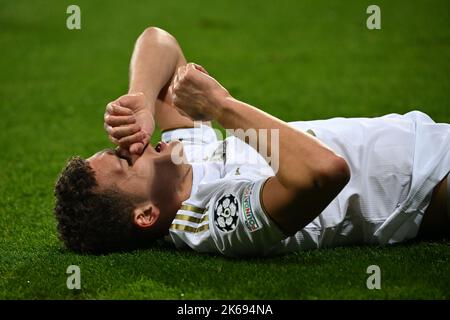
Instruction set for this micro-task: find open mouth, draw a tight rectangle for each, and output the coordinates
[113,141,166,167]
[155,141,167,153]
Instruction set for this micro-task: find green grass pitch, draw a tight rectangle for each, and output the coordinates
[0,0,449,299]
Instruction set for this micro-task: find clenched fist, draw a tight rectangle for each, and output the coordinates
[171,63,230,121]
[104,92,155,155]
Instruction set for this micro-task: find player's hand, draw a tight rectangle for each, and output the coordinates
[104,92,155,155]
[171,63,230,121]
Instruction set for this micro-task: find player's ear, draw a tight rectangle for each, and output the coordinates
[133,202,160,229]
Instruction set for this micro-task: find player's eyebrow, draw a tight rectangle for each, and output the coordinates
[96,148,125,168]
[101,148,116,156]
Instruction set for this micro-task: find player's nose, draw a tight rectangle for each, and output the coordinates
[130,153,140,165]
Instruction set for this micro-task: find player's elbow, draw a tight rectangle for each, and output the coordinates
[139,26,178,46]
[314,154,350,192]
[140,26,169,38]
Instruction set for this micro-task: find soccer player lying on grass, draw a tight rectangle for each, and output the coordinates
[54,27,450,256]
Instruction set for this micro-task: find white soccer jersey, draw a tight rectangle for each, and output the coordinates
[162,111,450,257]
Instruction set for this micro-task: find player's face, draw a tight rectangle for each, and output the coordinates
[87,140,183,203]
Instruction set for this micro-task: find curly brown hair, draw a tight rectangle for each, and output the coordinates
[54,156,150,254]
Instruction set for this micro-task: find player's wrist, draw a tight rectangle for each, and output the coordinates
[126,90,156,114]
[213,92,234,121]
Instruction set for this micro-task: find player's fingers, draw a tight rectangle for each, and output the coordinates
[117,92,145,108]
[173,69,180,86]
[109,123,141,139]
[108,134,120,146]
[118,131,147,147]
[177,65,187,81]
[192,63,209,75]
[115,146,131,159]
[106,103,133,116]
[170,71,181,99]
[104,115,136,126]
[168,82,174,98]
[129,142,144,155]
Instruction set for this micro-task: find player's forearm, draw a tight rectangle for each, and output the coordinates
[128,27,181,113]
[216,96,350,190]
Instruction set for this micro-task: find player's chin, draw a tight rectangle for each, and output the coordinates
[167,140,186,164]
[166,140,181,151]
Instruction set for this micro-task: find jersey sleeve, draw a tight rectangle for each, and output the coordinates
[161,123,220,164]
[207,178,287,257]
[161,123,218,145]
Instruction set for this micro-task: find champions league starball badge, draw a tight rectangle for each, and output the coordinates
[214,194,239,232]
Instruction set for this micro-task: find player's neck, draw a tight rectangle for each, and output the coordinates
[177,163,193,203]
[161,164,192,230]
